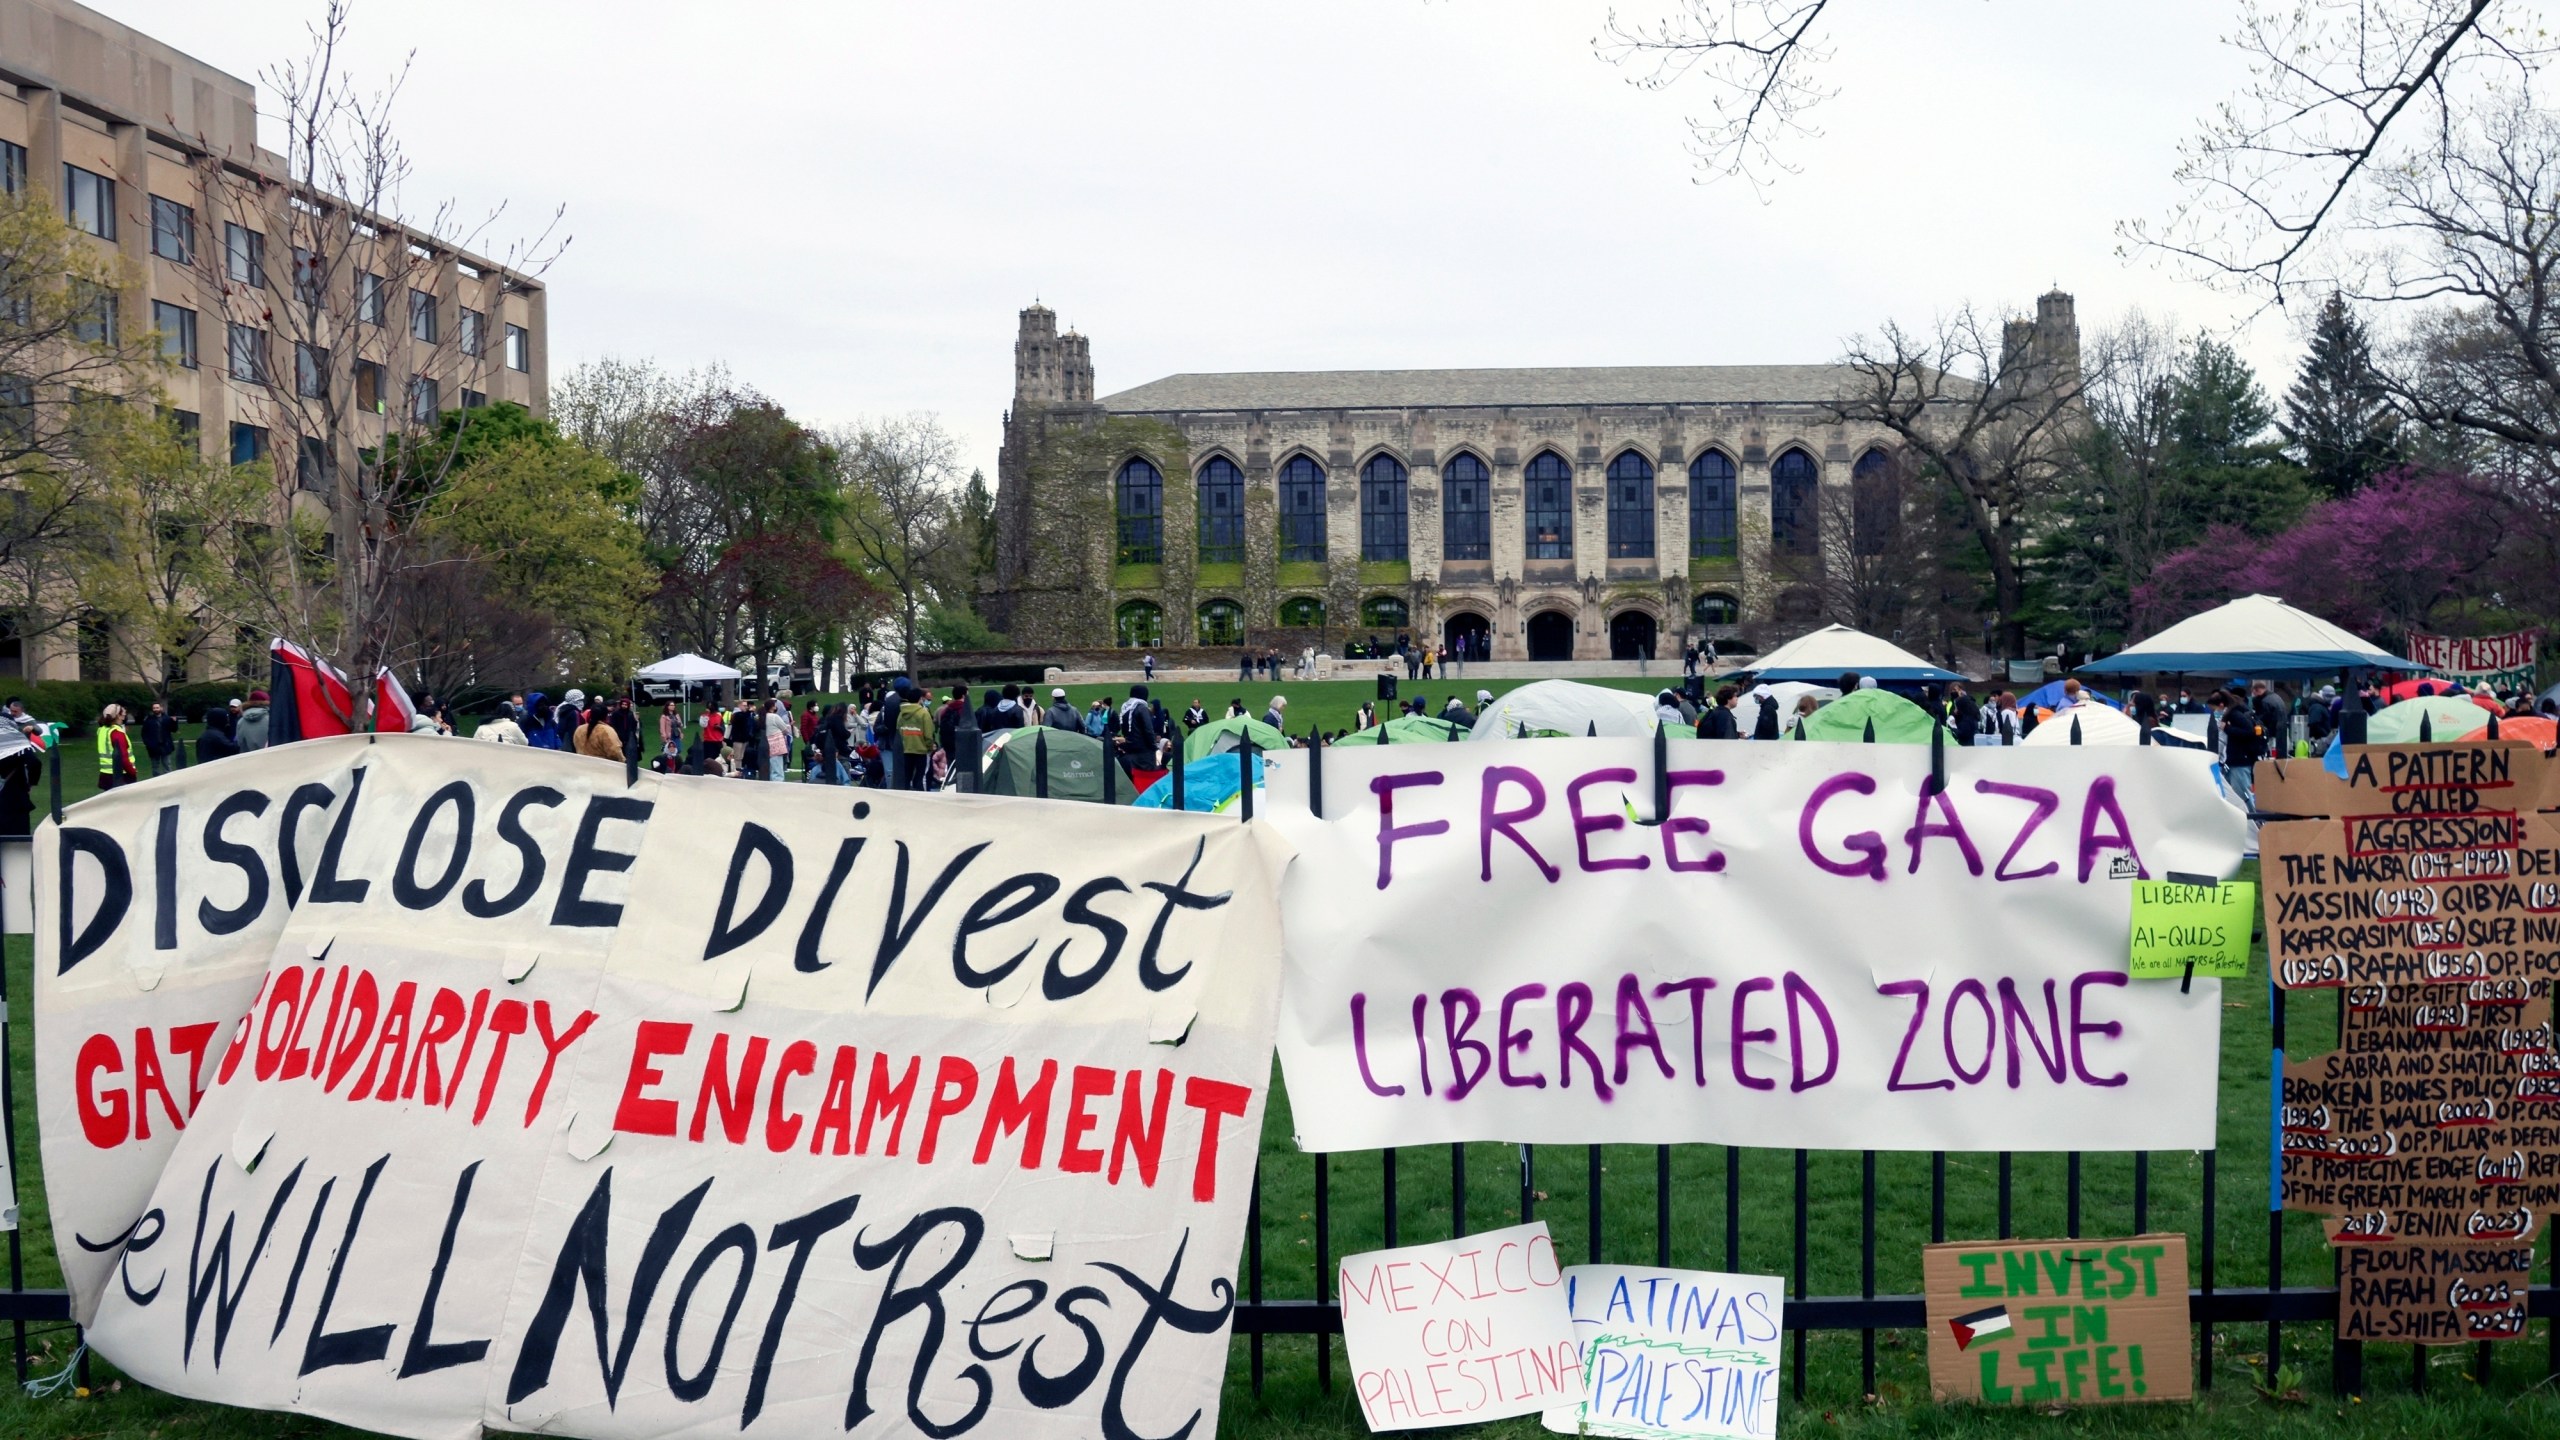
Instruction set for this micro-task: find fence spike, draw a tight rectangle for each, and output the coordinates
[1307,726,1324,819]
[1238,732,1255,822]
[1929,712,1946,789]
[1792,717,1806,741]
[1103,738,1116,804]
[2069,714,2083,745]
[1652,718,1670,823]
[1861,717,1875,744]
[1034,727,1049,800]
[1588,721,1599,737]
[2420,712,2433,743]
[2487,712,2501,740]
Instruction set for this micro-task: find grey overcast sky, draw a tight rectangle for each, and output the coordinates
[101,0,2292,476]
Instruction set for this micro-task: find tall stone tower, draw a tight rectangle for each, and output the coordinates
[1999,289,2081,394]
[987,304,1106,642]
[1013,304,1093,407]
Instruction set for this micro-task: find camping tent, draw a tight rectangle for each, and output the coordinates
[1469,680,1659,739]
[2079,594,2425,676]
[1744,624,1963,683]
[1184,713,1291,763]
[1739,682,1838,737]
[1135,752,1266,812]
[980,726,1132,803]
[2016,680,2118,712]
[1335,714,1468,746]
[2364,694,2495,743]
[2380,677,2500,711]
[1792,688,1942,744]
[2019,705,2144,747]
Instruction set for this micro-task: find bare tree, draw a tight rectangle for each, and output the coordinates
[1813,448,1948,638]
[1595,0,1834,189]
[1825,307,2096,659]
[838,415,965,676]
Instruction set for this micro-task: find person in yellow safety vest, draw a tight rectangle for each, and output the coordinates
[95,703,138,791]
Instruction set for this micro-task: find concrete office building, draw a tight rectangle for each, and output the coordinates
[0,0,548,681]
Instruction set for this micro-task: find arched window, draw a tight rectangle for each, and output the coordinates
[1692,592,1740,626]
[1605,451,1654,558]
[1114,458,1162,564]
[1360,455,1408,561]
[1197,598,1244,646]
[1851,448,1899,556]
[1442,452,1490,560]
[1690,450,1737,560]
[1197,457,1244,565]
[1360,595,1408,629]
[1771,448,1818,557]
[1115,600,1162,648]
[1279,595,1325,628]
[1524,452,1572,559]
[1277,456,1326,562]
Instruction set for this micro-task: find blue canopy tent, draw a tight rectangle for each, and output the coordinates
[2078,594,2427,678]
[1741,624,1963,683]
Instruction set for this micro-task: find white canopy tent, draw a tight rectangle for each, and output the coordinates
[2019,704,2143,747]
[1744,624,1963,683]
[2079,594,2424,677]
[1469,680,1659,739]
[632,653,744,753]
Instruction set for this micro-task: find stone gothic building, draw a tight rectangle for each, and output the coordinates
[985,294,2078,661]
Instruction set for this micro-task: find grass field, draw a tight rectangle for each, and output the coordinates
[6,719,2560,1436]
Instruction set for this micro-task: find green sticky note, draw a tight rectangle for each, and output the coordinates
[2128,880,2256,979]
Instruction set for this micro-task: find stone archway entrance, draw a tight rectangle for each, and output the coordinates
[1443,612,1491,661]
[1526,610,1574,662]
[1609,610,1658,660]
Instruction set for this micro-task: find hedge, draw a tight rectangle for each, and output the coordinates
[4,680,245,735]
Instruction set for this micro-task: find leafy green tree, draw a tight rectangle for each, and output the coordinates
[2281,294,2400,497]
[77,413,276,698]
[2161,337,2313,539]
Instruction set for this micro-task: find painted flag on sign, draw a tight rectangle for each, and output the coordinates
[1951,1305,2012,1350]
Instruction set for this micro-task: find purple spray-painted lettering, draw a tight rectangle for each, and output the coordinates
[2070,971,2131,1086]
[1566,768,1650,873]
[1614,973,1675,1085]
[1799,773,1886,881]
[1905,779,1985,876]
[1481,766,1559,883]
[1660,769,1728,872]
[1348,992,1406,1098]
[1653,977,1717,1086]
[1556,981,1612,1099]
[1731,977,1779,1091]
[1783,971,1839,1092]
[1498,982,1549,1089]
[2076,776,2147,882]
[1880,979,1955,1092]
[1972,779,2061,881]
[1372,771,1450,890]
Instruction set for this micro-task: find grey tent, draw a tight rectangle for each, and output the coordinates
[981,726,1132,804]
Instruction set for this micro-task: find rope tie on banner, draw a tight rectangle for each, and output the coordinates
[21,1341,85,1398]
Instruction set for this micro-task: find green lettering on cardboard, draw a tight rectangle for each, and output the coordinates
[2024,1304,2073,1349]
[1958,1251,2004,1298]
[2002,1251,2040,1296]
[2072,1305,2108,1344]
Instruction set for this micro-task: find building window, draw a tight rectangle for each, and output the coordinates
[460,307,486,356]
[1114,600,1163,649]
[1772,448,1819,557]
[1689,450,1737,559]
[63,164,115,239]
[409,288,438,343]
[462,387,487,409]
[1197,598,1243,646]
[295,342,329,398]
[354,359,386,414]
[1278,595,1325,628]
[1851,448,1900,556]
[1693,592,1740,626]
[1196,457,1244,564]
[1277,455,1326,563]
[1114,457,1163,564]
[407,376,440,423]
[227,324,267,383]
[505,323,529,372]
[230,422,269,466]
[1359,595,1408,629]
[288,245,322,307]
[1442,452,1490,560]
[71,285,116,344]
[358,272,387,325]
[297,434,332,492]
[0,141,23,196]
[165,407,200,436]
[153,301,196,367]
[1359,455,1408,561]
[1606,450,1654,558]
[0,378,33,445]
[150,196,193,262]
[225,223,264,288]
[1525,451,1573,560]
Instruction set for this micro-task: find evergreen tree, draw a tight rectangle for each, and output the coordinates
[2163,336,2313,539]
[961,466,996,579]
[2281,293,2401,496]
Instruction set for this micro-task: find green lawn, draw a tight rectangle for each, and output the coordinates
[5,776,2559,1437]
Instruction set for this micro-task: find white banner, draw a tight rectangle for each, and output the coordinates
[2405,629,2541,689]
[35,736,1291,1440]
[1266,739,2250,1152]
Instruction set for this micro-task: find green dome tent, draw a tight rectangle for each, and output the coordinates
[1184,713,1291,763]
[981,727,1133,803]
[1334,714,1468,746]
[1792,687,1944,744]
[2364,695,2493,744]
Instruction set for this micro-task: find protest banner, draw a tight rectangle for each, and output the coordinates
[34,735,1292,1440]
[1265,739,2251,1152]
[2258,742,2560,1343]
[1337,1222,1581,1431]
[1920,1235,2189,1405]
[2405,630,2542,693]
[1542,1264,1783,1439]
[2127,879,2255,980]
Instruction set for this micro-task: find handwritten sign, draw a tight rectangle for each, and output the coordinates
[1542,1264,1783,1438]
[1921,1235,2190,1405]
[1338,1222,1581,1431]
[1266,740,2252,1153]
[2127,879,2255,979]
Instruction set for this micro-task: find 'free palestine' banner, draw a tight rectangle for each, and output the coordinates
[1265,739,2252,1153]
[35,736,1291,1440]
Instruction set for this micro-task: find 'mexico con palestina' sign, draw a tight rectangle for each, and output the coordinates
[34,737,1290,1440]
[1265,740,2251,1152]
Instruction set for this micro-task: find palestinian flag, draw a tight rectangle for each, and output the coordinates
[1950,1305,2012,1350]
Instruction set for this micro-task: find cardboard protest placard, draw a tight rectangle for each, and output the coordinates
[1266,740,2251,1154]
[1921,1235,2189,1405]
[1338,1222,1582,1431]
[33,737,1294,1440]
[2127,879,2255,979]
[1542,1264,1783,1439]
[2257,742,2560,1343]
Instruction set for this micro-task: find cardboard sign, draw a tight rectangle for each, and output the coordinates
[2258,743,2560,1343]
[1542,1264,1783,1438]
[1921,1235,2189,1405]
[2127,879,2255,979]
[1265,740,2251,1153]
[34,737,1293,1440]
[1338,1222,1582,1430]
